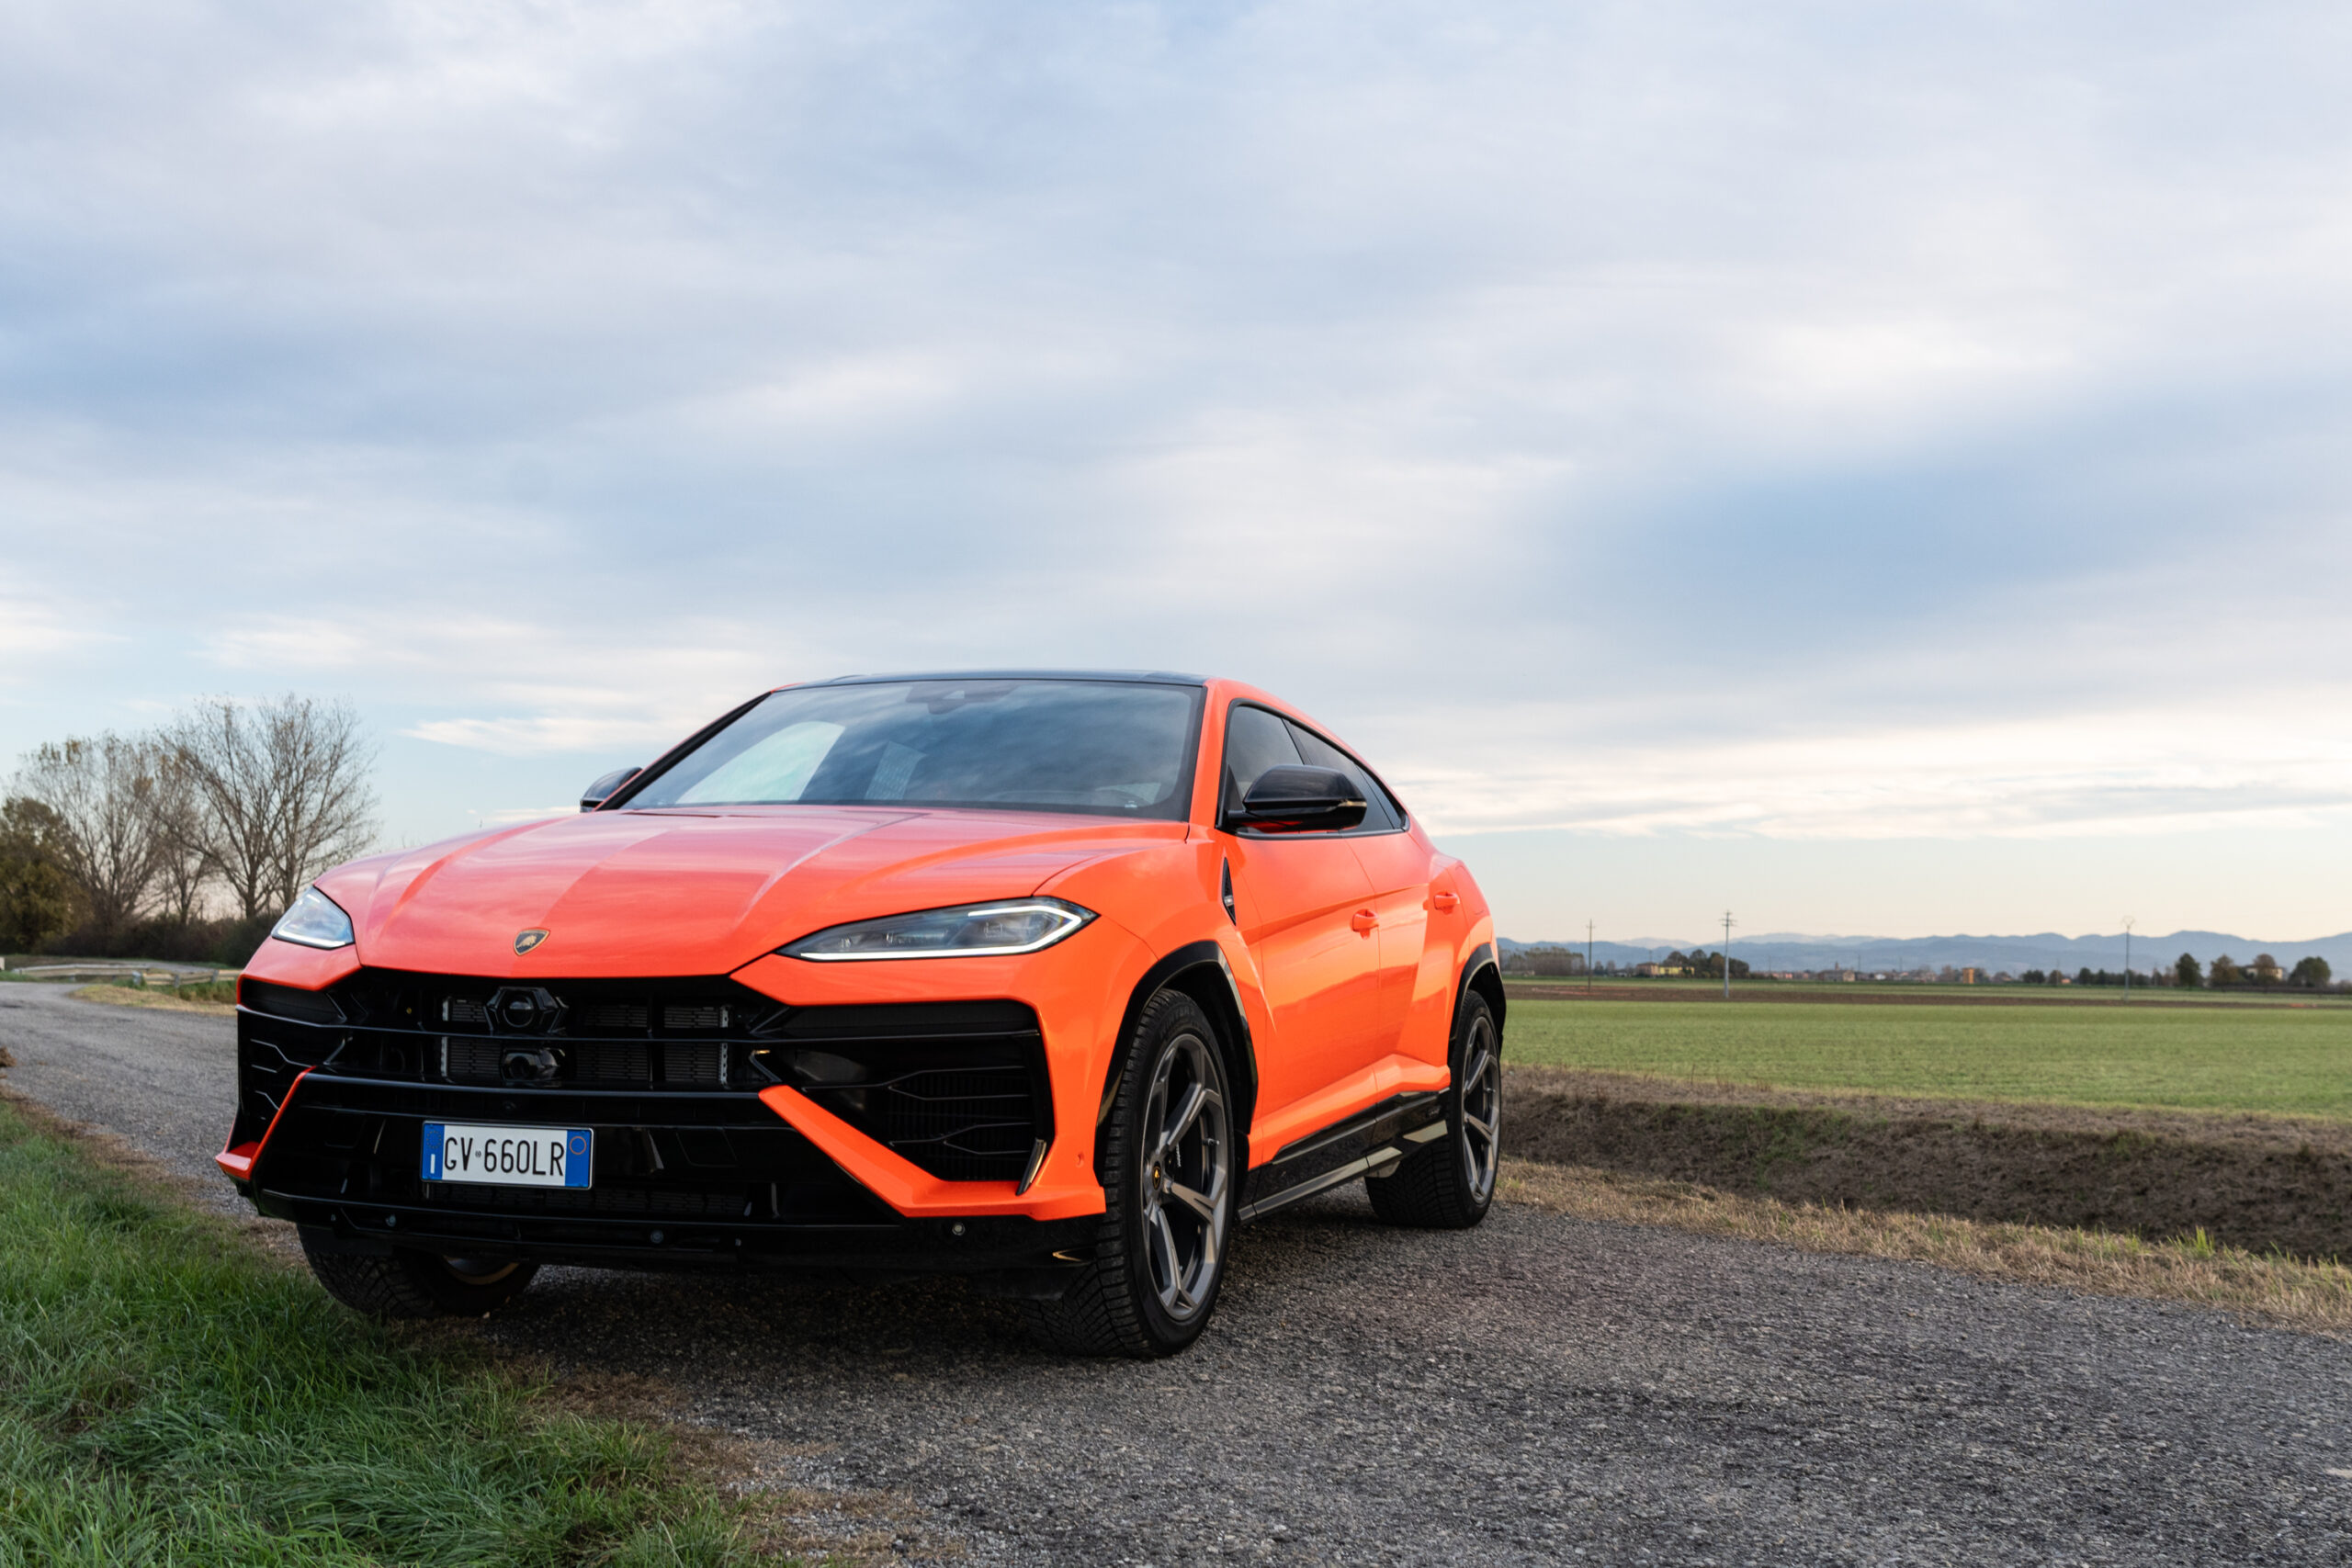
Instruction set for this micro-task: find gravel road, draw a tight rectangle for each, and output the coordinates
[8,979,2352,1565]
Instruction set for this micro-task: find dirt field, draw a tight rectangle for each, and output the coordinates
[1506,982,2350,1009]
[1505,1065,2352,1259]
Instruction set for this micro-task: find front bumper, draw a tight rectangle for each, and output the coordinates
[224,963,1122,1280]
[237,1073,1099,1282]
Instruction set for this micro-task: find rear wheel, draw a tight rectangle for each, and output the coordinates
[1032,989,1236,1357]
[1369,990,1499,1229]
[300,1234,540,1318]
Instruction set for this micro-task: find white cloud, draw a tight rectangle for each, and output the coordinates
[3,0,2352,924]
[1393,699,2352,840]
[411,716,688,756]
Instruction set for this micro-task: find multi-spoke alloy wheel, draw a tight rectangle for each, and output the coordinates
[1032,988,1238,1357]
[1368,989,1501,1230]
[1139,1030,1232,1323]
[1455,1009,1500,1204]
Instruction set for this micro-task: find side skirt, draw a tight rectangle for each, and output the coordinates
[1237,1090,1447,1223]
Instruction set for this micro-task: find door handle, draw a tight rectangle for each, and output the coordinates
[1351,908,1379,934]
[1430,890,1460,913]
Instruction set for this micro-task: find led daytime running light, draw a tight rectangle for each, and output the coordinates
[782,898,1094,961]
[271,886,356,950]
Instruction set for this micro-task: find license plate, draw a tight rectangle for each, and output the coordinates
[422,1122,593,1189]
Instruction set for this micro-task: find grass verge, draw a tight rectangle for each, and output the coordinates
[0,1093,797,1567]
[70,981,237,1013]
[1498,1156,2352,1336]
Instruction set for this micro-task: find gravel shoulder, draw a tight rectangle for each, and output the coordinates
[7,981,2352,1565]
[0,980,243,1213]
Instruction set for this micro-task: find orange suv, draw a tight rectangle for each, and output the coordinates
[223,672,1503,1356]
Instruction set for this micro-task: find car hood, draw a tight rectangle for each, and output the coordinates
[316,807,1179,978]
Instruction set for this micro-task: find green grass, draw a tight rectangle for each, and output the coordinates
[87,976,239,1004]
[1507,976,2349,1005]
[1507,998,2352,1117]
[0,1099,787,1567]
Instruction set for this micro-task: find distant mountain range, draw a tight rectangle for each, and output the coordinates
[1498,930,2352,975]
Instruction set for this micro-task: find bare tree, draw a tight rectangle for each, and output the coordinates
[9,733,170,946]
[146,746,216,926]
[166,696,379,921]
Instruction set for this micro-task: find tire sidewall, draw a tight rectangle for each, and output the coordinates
[1109,992,1236,1352]
[1450,990,1498,1221]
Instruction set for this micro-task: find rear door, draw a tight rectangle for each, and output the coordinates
[1216,705,1385,1134]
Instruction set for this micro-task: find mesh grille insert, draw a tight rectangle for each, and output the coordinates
[762,1001,1051,1182]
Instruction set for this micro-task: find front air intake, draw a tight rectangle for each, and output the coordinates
[752,1001,1051,1183]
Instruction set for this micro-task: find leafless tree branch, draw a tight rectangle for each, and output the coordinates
[165,695,379,921]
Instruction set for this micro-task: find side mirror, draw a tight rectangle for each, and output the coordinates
[1227,765,1366,834]
[580,766,642,812]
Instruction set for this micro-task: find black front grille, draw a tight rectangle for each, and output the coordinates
[239,970,782,1099]
[232,973,1053,1188]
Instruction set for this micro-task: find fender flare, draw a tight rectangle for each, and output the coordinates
[1098,939,1261,1152]
[1456,941,1505,1046]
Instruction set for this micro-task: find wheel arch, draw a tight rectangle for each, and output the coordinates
[1458,941,1505,1043]
[1099,940,1260,1154]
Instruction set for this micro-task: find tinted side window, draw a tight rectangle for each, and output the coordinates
[1285,722,1404,831]
[1221,705,1301,815]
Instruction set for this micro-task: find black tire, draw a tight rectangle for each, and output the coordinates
[1369,989,1499,1229]
[1031,989,1238,1358]
[300,1235,540,1318]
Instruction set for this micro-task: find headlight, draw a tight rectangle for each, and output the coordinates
[780,898,1095,961]
[271,886,356,950]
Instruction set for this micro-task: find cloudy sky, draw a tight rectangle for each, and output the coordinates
[6,0,2350,942]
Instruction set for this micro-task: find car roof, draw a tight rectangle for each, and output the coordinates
[803,669,1208,687]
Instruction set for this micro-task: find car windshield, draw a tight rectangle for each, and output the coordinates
[621,679,1204,820]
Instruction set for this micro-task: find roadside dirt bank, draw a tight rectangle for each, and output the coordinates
[1506,1064,2352,1258]
[1504,983,2345,1009]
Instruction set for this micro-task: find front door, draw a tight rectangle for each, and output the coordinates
[1283,723,1432,1066]
[1216,704,1385,1142]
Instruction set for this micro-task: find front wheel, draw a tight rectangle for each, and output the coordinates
[1369,990,1499,1229]
[1032,989,1237,1357]
[301,1233,540,1318]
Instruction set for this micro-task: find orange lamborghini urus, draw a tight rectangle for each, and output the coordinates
[223,673,1503,1357]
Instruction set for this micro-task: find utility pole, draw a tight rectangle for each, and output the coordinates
[1587,919,1595,993]
[2122,917,2134,1001]
[1722,909,1736,1000]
